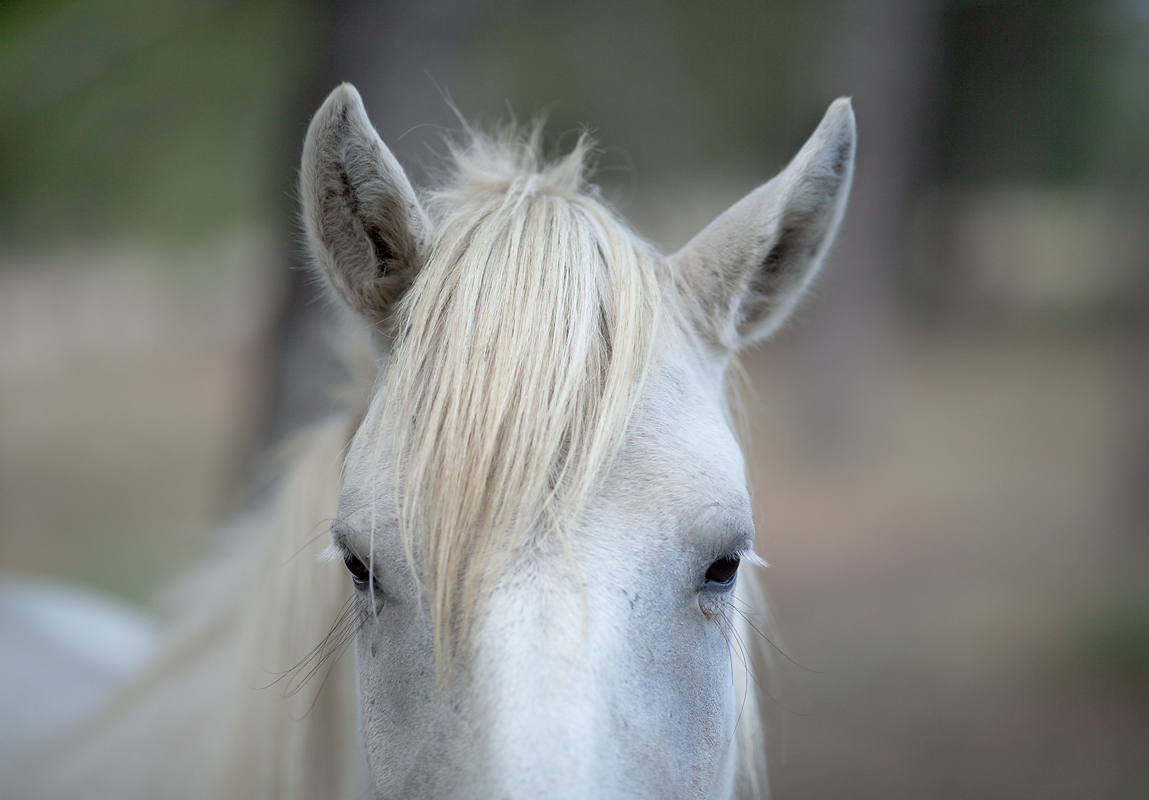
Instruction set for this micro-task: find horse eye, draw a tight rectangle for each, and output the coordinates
[705,555,740,586]
[343,551,373,589]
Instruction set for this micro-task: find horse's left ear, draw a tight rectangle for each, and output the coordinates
[669,98,855,351]
[301,83,431,328]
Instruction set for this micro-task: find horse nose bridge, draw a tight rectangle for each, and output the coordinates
[471,579,618,797]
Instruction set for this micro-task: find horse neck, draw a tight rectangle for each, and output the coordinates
[55,413,365,800]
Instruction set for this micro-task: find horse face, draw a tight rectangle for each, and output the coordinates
[334,333,752,799]
[303,83,853,799]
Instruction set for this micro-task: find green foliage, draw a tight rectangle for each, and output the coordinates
[934,0,1149,187]
[3,0,1144,246]
[0,0,314,244]
[1073,587,1149,697]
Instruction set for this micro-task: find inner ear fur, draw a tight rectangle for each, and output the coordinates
[669,98,856,351]
[300,83,430,327]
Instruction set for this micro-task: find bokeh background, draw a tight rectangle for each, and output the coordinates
[2,0,1147,797]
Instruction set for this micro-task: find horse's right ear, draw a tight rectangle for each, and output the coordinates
[301,83,430,326]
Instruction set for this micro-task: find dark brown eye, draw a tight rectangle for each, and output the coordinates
[705,555,740,586]
[343,550,373,589]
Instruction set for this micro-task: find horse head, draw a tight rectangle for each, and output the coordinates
[300,83,854,800]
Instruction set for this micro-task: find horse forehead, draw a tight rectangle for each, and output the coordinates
[339,342,743,516]
[627,357,745,484]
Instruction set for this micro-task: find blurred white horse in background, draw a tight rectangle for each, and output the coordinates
[0,84,853,799]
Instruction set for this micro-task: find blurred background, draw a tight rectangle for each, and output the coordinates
[2,0,1147,796]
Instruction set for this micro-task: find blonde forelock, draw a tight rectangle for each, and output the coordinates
[377,127,661,675]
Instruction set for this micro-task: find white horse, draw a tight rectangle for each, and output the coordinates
[0,84,853,800]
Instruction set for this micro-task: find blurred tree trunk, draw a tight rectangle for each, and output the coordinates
[798,0,942,460]
[1124,260,1149,548]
